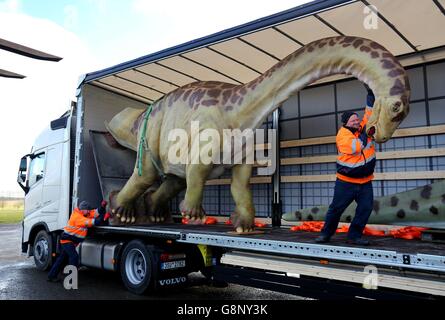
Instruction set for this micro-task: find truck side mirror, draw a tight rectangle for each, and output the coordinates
[19,173,26,183]
[19,157,27,171]
[17,156,29,194]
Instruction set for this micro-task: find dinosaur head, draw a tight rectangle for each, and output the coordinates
[366,76,410,143]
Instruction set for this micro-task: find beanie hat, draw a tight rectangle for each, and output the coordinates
[79,201,92,210]
[341,111,358,125]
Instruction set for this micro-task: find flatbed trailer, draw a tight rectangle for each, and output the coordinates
[83,222,445,299]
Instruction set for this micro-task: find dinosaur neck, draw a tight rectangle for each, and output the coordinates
[231,36,398,130]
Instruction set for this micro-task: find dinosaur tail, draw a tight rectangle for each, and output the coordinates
[282,180,445,229]
[105,107,145,151]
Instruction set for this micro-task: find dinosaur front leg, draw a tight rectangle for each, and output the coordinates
[179,164,213,222]
[145,175,186,223]
[230,164,255,233]
[110,154,158,224]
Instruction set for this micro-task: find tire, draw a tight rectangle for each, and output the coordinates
[33,230,53,271]
[120,240,153,295]
[200,266,213,281]
[201,267,228,288]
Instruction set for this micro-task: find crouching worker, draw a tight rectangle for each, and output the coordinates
[47,200,108,282]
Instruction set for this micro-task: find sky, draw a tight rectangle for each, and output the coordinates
[0,0,310,197]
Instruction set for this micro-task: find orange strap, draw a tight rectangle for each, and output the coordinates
[290,222,325,232]
[182,218,266,227]
[181,217,218,225]
[289,222,428,240]
[363,227,386,236]
[389,226,427,240]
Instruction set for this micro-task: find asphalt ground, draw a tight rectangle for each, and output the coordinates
[0,223,303,301]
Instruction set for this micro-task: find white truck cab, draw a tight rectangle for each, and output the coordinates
[17,110,74,270]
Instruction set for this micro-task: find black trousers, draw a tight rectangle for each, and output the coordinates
[321,179,374,240]
[47,242,79,279]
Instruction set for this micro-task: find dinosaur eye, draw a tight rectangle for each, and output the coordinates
[392,101,401,113]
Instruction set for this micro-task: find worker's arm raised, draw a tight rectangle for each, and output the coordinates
[360,85,375,128]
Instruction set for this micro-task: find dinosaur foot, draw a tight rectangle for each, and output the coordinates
[143,191,171,223]
[230,208,254,233]
[179,200,206,224]
[109,190,136,224]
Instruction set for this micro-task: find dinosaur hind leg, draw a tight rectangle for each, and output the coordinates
[110,153,158,224]
[145,175,186,223]
[230,164,255,233]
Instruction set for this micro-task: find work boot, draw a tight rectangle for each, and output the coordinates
[47,277,60,283]
[346,238,370,246]
[315,235,330,243]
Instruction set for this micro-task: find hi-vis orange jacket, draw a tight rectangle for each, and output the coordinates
[336,106,376,184]
[60,207,100,245]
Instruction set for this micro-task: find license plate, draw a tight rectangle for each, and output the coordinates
[161,260,186,270]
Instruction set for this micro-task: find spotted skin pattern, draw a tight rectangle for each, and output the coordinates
[283,180,445,229]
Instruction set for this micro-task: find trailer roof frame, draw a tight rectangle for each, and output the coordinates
[81,0,445,104]
[83,0,354,84]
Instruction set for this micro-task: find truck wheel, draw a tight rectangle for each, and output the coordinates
[120,240,153,294]
[201,267,228,288]
[33,230,53,271]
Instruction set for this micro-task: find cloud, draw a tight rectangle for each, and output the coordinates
[0,0,21,13]
[0,12,97,195]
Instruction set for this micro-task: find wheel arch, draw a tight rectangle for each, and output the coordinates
[27,223,50,256]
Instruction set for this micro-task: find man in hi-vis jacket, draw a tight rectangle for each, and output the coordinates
[316,87,376,246]
[47,200,108,282]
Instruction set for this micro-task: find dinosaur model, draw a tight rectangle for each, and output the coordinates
[106,36,411,233]
[282,180,445,229]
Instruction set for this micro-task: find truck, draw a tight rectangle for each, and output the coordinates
[16,0,445,299]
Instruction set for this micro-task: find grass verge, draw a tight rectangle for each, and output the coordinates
[0,209,24,224]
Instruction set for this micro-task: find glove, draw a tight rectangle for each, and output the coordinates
[94,213,106,226]
[367,92,375,108]
[97,206,106,215]
[364,84,375,107]
[359,127,368,146]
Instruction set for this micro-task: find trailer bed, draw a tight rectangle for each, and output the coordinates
[95,223,445,274]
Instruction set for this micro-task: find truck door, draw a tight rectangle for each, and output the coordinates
[24,152,46,218]
[41,145,63,224]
